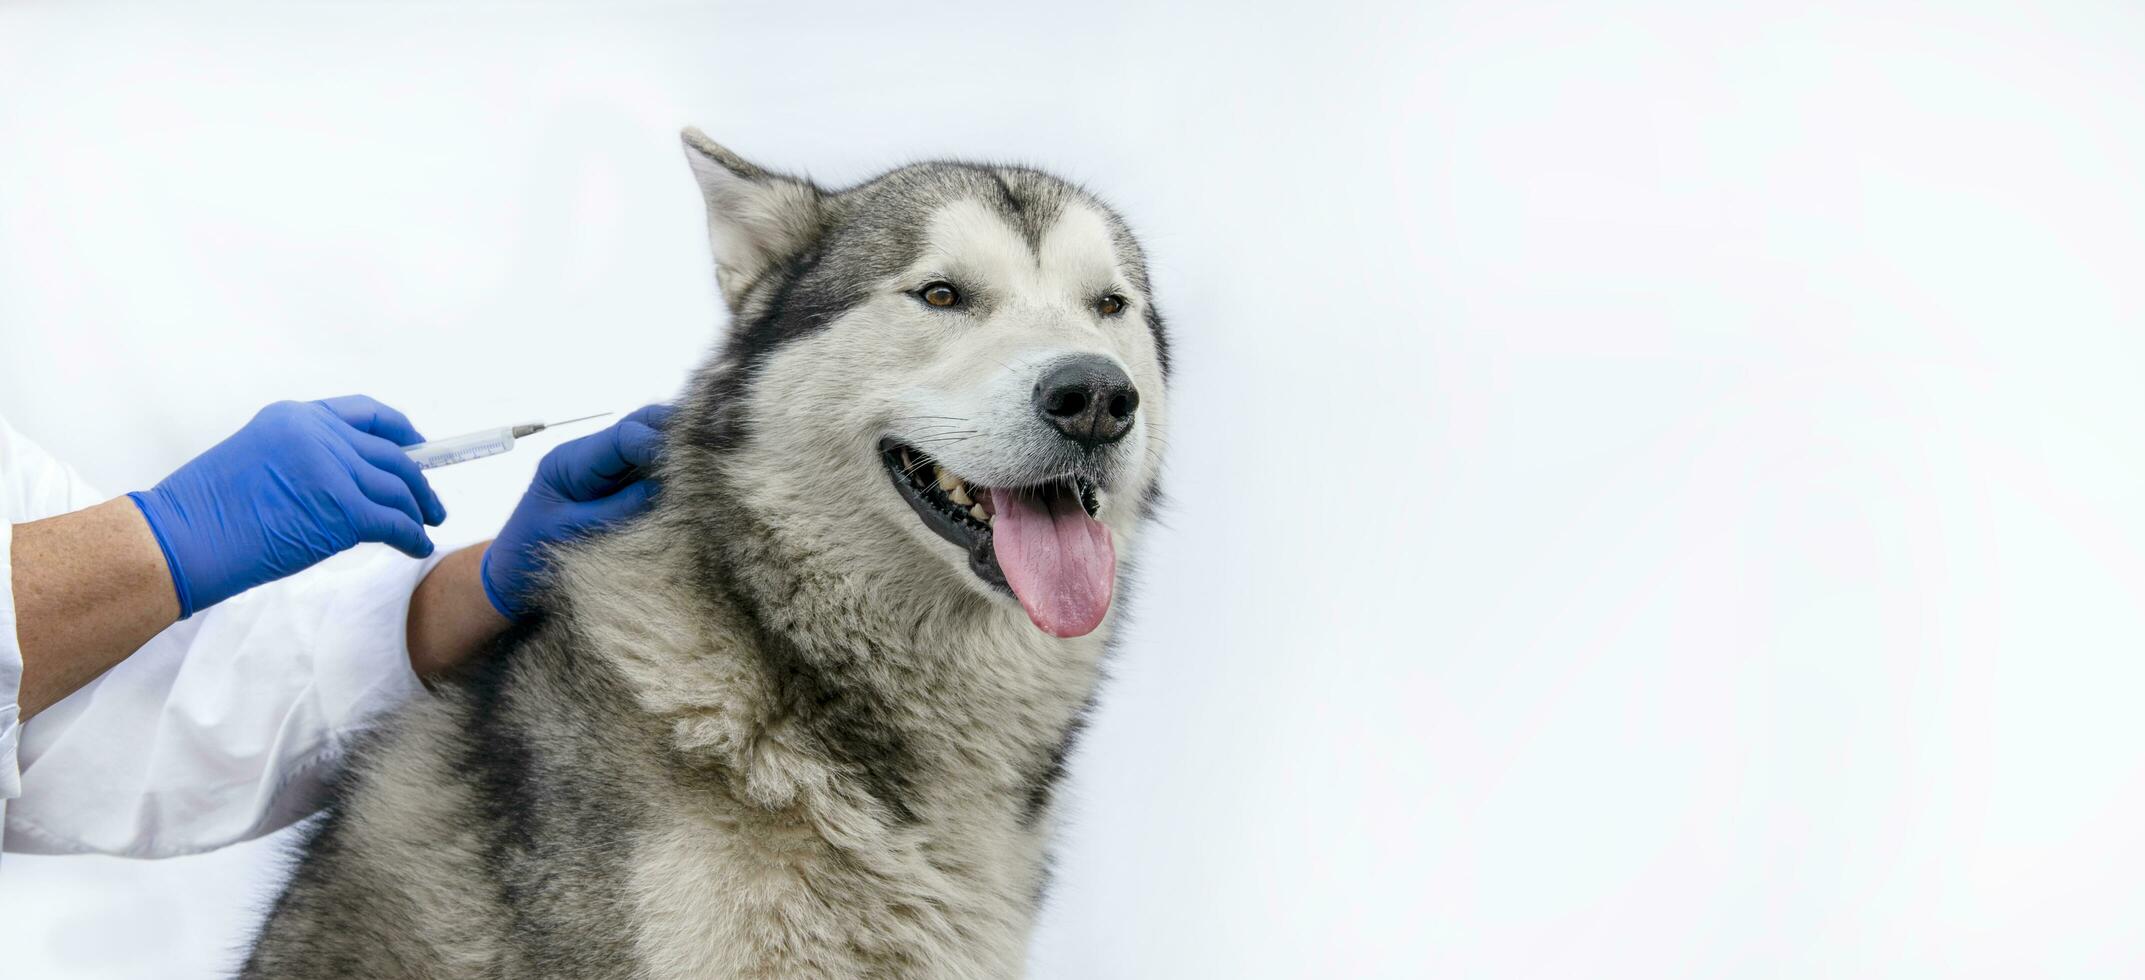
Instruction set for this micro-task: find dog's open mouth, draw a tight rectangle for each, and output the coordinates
[881,439,1114,638]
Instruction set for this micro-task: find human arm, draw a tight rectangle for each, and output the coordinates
[8,499,177,720]
[1,399,443,854]
[10,493,501,717]
[1,404,668,856]
[405,403,673,677]
[7,396,440,722]
[5,404,667,710]
[4,543,443,856]
[405,542,508,680]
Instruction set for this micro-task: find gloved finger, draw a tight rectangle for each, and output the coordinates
[612,418,665,472]
[339,427,447,525]
[315,395,427,447]
[325,435,429,530]
[557,403,673,493]
[542,418,664,503]
[622,402,677,432]
[565,478,659,531]
[353,500,436,559]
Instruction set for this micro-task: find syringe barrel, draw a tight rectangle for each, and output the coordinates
[404,427,517,470]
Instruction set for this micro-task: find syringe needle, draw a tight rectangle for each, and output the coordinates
[542,412,612,431]
[510,413,612,439]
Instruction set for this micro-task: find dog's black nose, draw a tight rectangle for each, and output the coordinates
[1034,356,1139,449]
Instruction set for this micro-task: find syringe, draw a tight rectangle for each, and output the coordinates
[403,413,612,470]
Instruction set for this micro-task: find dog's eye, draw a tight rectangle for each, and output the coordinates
[1097,294,1127,317]
[919,282,961,308]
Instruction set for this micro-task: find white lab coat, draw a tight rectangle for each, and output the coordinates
[0,415,434,861]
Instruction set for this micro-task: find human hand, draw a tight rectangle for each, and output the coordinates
[128,396,445,618]
[480,404,673,619]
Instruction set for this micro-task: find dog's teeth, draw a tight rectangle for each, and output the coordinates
[948,484,974,507]
[934,466,959,492]
[971,503,988,522]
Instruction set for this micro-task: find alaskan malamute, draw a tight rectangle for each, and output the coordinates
[240,128,1171,978]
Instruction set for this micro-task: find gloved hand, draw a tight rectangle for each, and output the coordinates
[129,396,446,618]
[481,404,674,620]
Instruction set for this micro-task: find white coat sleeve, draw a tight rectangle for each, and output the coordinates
[0,521,18,813]
[0,416,105,832]
[0,416,438,858]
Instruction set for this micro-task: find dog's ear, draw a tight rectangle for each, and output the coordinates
[681,127,825,312]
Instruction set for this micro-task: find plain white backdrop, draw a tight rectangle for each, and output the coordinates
[4,0,2145,976]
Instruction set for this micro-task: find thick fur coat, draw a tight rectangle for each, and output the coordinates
[240,129,1170,979]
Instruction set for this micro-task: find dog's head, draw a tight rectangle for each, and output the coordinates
[674,128,1170,639]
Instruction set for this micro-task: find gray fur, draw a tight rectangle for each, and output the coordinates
[241,129,1171,979]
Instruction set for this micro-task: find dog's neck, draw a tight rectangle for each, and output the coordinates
[553,482,1110,829]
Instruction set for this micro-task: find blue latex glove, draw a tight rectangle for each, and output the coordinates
[481,404,673,620]
[129,396,446,618]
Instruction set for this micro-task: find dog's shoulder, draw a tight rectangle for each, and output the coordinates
[243,614,662,980]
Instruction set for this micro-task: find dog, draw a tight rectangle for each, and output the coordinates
[239,128,1171,979]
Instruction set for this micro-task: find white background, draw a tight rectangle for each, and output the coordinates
[4,1,2145,976]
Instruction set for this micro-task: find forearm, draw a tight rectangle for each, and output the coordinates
[11,498,180,720]
[406,542,509,679]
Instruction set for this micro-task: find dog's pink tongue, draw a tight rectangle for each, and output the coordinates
[988,487,1115,638]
